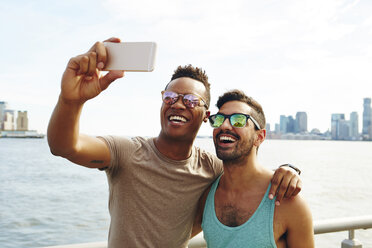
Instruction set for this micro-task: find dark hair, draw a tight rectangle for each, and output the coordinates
[216,89,266,130]
[165,65,211,108]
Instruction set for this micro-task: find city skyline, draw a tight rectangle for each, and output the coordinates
[267,97,372,140]
[1,1,372,136]
[2,95,372,140]
[0,101,29,131]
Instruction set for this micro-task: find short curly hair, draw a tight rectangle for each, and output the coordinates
[165,65,211,108]
[216,89,266,130]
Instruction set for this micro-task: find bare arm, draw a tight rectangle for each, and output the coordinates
[277,195,314,248]
[47,37,124,168]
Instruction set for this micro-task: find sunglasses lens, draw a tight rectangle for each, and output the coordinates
[230,114,247,127]
[210,114,225,128]
[162,91,178,105]
[183,94,200,108]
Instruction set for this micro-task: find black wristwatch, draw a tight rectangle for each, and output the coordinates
[280,163,301,175]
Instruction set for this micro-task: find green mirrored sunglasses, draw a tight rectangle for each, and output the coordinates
[209,113,261,130]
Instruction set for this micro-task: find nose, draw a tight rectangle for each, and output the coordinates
[171,96,186,110]
[219,117,232,130]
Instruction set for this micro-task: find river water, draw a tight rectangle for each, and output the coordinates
[1,138,371,247]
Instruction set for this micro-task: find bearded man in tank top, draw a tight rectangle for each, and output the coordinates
[193,90,314,247]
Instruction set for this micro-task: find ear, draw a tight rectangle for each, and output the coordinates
[255,129,266,146]
[204,111,210,123]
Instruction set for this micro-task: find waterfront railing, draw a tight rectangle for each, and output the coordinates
[42,215,372,248]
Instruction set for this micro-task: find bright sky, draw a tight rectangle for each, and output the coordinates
[1,0,372,136]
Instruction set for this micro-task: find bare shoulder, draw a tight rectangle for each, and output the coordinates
[275,194,314,247]
[277,194,312,223]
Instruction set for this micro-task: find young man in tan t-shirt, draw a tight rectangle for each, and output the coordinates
[47,37,303,247]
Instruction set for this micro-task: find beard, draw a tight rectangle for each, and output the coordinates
[215,133,255,165]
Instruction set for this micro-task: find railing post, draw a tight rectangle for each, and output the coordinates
[341,230,362,248]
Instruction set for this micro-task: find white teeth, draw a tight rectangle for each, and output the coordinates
[220,136,236,142]
[169,115,187,122]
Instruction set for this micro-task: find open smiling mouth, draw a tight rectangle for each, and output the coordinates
[169,115,187,123]
[218,135,238,144]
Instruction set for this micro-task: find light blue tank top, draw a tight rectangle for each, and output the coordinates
[201,175,277,248]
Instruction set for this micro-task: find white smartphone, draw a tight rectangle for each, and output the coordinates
[103,42,157,72]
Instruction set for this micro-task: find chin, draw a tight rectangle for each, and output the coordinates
[216,151,237,161]
[168,130,195,141]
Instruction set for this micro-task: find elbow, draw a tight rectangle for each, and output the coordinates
[48,146,77,159]
[47,139,76,159]
[48,145,66,157]
[49,146,62,157]
[47,136,62,157]
[47,133,72,158]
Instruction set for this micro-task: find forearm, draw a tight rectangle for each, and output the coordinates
[47,95,84,157]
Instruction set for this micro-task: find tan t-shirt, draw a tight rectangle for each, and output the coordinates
[101,136,222,248]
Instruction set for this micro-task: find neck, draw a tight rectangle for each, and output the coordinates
[154,132,195,160]
[220,152,267,191]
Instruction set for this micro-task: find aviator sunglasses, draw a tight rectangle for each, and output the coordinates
[209,113,261,130]
[161,91,208,109]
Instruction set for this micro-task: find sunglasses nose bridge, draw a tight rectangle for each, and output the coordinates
[219,116,233,129]
[170,94,187,109]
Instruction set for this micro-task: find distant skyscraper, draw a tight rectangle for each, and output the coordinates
[266,123,271,132]
[338,119,351,140]
[3,110,15,131]
[350,112,359,140]
[295,112,307,133]
[0,101,7,130]
[331,114,345,140]
[17,111,28,131]
[275,123,280,133]
[286,116,295,133]
[362,98,371,136]
[280,115,288,133]
[280,115,298,133]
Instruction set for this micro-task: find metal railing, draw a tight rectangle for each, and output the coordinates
[42,215,372,248]
[313,215,372,248]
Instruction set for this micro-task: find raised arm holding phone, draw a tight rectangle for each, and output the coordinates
[47,37,303,247]
[48,37,124,168]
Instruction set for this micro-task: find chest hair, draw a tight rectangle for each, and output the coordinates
[215,203,256,227]
[215,191,264,227]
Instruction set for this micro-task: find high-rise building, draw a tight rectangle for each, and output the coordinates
[338,119,351,140]
[280,115,298,133]
[280,115,288,133]
[362,98,371,136]
[331,113,345,140]
[275,123,280,133]
[265,123,271,132]
[0,101,7,130]
[286,116,295,133]
[17,111,28,131]
[350,112,359,140]
[3,110,15,131]
[295,112,308,133]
